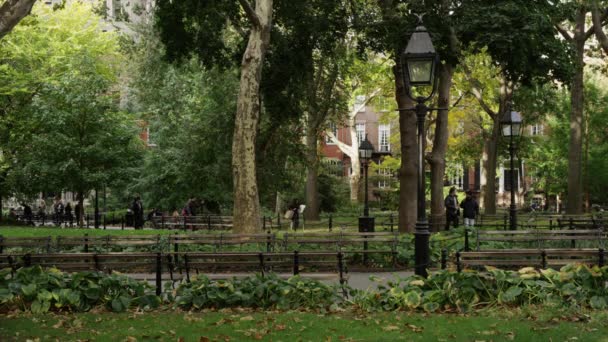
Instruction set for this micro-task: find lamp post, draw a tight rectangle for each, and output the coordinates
[500,108,522,230]
[358,135,375,232]
[400,21,440,277]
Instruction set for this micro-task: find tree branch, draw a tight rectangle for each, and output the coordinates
[238,0,260,28]
[0,0,37,40]
[325,130,354,156]
[461,64,496,119]
[592,5,608,54]
[555,24,573,42]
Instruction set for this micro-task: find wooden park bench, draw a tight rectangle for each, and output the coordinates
[150,215,234,231]
[0,236,52,254]
[475,229,606,250]
[456,248,606,271]
[168,232,276,254]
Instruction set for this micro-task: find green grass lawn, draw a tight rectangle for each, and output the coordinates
[1,308,607,341]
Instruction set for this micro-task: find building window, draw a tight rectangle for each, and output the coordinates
[356,123,365,144]
[323,159,343,177]
[378,124,390,152]
[377,168,392,189]
[449,164,464,190]
[325,122,337,144]
[531,124,543,136]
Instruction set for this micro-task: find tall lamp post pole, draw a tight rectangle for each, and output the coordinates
[500,109,523,230]
[358,136,375,232]
[400,21,440,277]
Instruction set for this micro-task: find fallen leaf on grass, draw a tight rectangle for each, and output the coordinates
[275,324,286,331]
[406,324,423,333]
[52,320,65,329]
[240,316,255,321]
[383,325,399,332]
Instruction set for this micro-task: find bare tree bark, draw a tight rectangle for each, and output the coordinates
[428,63,452,231]
[0,0,36,40]
[232,0,273,233]
[393,61,417,233]
[565,8,587,215]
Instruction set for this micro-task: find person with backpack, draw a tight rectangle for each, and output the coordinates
[132,196,144,229]
[460,190,480,227]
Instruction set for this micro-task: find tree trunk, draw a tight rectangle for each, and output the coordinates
[393,62,417,233]
[0,0,37,40]
[232,0,273,233]
[566,9,586,215]
[482,119,500,214]
[304,127,320,221]
[429,64,452,232]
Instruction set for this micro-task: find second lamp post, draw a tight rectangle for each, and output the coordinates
[358,135,375,233]
[401,21,440,277]
[500,109,523,230]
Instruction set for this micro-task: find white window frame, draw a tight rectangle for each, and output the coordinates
[378,124,390,152]
[377,167,392,189]
[356,122,365,144]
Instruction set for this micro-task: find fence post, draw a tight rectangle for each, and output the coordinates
[0,235,3,254]
[173,233,179,265]
[207,215,212,231]
[389,214,394,233]
[84,233,89,253]
[263,216,266,230]
[155,252,162,296]
[161,214,165,230]
[503,214,508,230]
[293,250,299,275]
[266,230,272,252]
[455,251,461,272]
[258,253,265,277]
[103,214,106,230]
[541,250,547,269]
[599,248,605,267]
[569,217,576,248]
[464,228,470,252]
[549,219,553,230]
[24,254,31,267]
[441,249,448,270]
[183,216,187,231]
[363,236,369,265]
[121,216,124,230]
[277,213,281,229]
[86,214,89,228]
[329,214,333,232]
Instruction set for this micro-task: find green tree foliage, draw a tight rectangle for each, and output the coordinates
[0,3,141,215]
[5,57,142,201]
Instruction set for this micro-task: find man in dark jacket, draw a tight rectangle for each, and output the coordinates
[460,191,480,227]
[132,196,144,229]
[444,187,459,230]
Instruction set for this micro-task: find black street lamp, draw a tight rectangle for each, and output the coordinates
[358,135,375,233]
[401,21,440,277]
[500,108,522,230]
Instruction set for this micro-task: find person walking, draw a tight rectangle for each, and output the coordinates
[37,199,46,225]
[132,196,144,229]
[65,202,73,227]
[460,191,480,227]
[22,203,34,226]
[444,187,459,230]
[75,202,82,227]
[291,203,300,231]
[53,197,64,227]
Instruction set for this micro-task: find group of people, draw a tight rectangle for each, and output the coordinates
[444,187,480,230]
[10,197,82,227]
